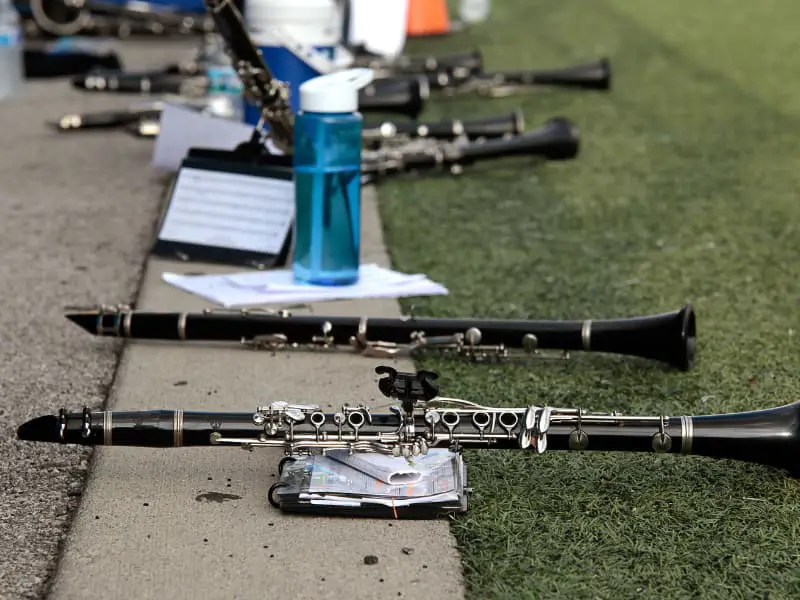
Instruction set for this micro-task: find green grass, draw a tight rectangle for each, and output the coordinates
[377,1,800,598]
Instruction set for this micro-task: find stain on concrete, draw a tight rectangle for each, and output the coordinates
[195,492,242,503]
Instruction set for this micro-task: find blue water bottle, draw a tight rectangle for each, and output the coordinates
[292,68,375,286]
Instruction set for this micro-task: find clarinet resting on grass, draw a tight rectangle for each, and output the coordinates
[16,366,800,478]
[65,302,697,371]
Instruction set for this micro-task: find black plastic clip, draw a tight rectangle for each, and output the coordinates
[375,365,439,415]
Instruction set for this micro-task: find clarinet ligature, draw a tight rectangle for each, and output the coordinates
[65,301,696,370]
[17,365,800,477]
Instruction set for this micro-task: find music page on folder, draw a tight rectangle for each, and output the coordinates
[158,167,295,255]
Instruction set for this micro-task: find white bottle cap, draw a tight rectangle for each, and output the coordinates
[299,68,375,113]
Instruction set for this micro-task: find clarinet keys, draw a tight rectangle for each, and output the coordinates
[518,406,552,454]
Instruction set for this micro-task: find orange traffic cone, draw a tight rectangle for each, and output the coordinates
[406,0,450,37]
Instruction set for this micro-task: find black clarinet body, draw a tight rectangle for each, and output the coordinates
[362,116,581,180]
[20,409,257,447]
[51,107,163,131]
[66,302,696,370]
[123,112,524,142]
[18,393,800,477]
[428,57,612,95]
[352,47,484,78]
[362,111,525,145]
[358,76,429,119]
[71,72,192,94]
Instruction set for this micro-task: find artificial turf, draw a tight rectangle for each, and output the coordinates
[376,1,800,598]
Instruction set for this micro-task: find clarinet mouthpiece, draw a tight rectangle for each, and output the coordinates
[17,415,60,443]
[65,311,100,334]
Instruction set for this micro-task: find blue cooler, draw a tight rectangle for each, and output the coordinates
[243,0,342,126]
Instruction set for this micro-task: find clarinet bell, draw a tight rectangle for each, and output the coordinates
[589,303,697,371]
[526,117,581,160]
[459,117,581,164]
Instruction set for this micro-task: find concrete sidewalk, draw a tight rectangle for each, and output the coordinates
[0,39,201,600]
[44,172,465,596]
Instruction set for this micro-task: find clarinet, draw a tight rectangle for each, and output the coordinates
[70,72,208,96]
[350,46,483,79]
[51,108,163,132]
[69,72,426,119]
[65,301,695,370]
[202,0,294,153]
[360,116,580,181]
[23,0,213,38]
[17,366,800,478]
[425,58,612,97]
[124,111,524,143]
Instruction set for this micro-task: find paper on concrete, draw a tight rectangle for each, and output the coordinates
[152,104,254,172]
[157,166,294,255]
[161,263,448,306]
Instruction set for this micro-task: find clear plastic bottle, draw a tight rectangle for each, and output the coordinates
[203,35,245,121]
[291,68,374,286]
[459,0,491,24]
[0,0,24,101]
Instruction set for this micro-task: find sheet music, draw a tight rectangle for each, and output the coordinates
[158,167,294,255]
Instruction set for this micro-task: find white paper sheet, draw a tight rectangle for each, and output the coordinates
[348,0,409,57]
[152,104,255,172]
[157,167,295,255]
[162,263,448,307]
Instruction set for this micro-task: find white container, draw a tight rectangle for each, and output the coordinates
[242,0,342,123]
[459,0,491,24]
[347,0,409,58]
[245,0,342,47]
[0,0,24,101]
